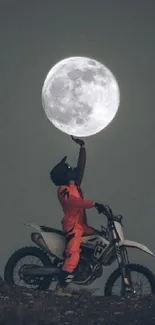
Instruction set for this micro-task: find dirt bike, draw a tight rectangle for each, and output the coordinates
[4,206,155,296]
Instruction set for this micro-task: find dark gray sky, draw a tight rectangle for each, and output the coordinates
[1,0,155,293]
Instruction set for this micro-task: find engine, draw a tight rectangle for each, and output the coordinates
[73,246,103,284]
[53,244,103,285]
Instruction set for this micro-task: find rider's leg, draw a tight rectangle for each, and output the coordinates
[59,224,84,288]
[58,224,95,290]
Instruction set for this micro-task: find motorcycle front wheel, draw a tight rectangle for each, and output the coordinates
[4,246,53,291]
[104,263,155,297]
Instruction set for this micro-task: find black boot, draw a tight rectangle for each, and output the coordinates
[54,271,74,296]
[59,270,74,287]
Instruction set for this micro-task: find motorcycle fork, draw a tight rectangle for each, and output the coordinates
[114,242,132,295]
[111,224,132,295]
[119,246,133,295]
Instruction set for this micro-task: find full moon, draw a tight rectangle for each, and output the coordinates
[42,56,120,137]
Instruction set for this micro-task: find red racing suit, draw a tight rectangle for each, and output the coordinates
[57,146,95,273]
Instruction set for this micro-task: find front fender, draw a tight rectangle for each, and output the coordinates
[119,239,155,257]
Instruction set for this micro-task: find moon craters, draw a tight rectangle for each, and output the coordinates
[42,56,120,136]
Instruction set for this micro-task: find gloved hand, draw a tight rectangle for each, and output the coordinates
[95,202,107,214]
[71,135,85,147]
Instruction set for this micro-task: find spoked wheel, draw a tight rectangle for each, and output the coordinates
[4,246,54,291]
[104,264,155,297]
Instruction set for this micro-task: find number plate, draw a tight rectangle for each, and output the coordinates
[93,241,108,259]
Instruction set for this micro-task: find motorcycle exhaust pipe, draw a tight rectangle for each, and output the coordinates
[22,267,60,276]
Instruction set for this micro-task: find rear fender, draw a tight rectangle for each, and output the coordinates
[119,239,155,257]
[24,223,41,231]
[41,231,66,260]
[24,223,65,260]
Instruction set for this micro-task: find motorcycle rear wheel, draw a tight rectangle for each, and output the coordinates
[4,246,53,291]
[104,263,155,297]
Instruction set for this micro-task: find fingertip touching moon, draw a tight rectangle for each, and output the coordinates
[42,56,120,137]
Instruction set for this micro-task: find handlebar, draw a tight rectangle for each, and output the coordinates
[102,205,123,225]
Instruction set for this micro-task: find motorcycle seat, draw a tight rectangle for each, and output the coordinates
[40,225,64,236]
[40,225,99,238]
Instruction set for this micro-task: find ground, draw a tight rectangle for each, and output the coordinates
[0,277,155,325]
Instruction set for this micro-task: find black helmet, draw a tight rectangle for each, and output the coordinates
[50,156,78,186]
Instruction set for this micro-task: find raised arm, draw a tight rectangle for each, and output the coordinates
[71,136,86,186]
[76,146,86,186]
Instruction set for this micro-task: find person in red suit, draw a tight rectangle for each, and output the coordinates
[50,136,107,290]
